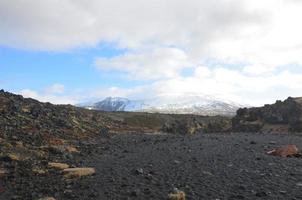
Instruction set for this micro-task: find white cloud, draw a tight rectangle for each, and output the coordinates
[19,84,144,105]
[44,83,65,94]
[3,0,302,105]
[144,67,302,106]
[18,69,302,106]
[194,66,212,78]
[0,0,267,51]
[20,89,75,105]
[20,89,38,99]
[87,86,146,100]
[95,47,192,80]
[2,0,302,67]
[20,84,73,104]
[242,64,276,75]
[3,0,302,66]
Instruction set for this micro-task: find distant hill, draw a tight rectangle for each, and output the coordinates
[232,97,302,133]
[79,94,243,116]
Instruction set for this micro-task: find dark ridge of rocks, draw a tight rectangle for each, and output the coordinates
[232,97,302,133]
[0,90,232,140]
[0,89,113,145]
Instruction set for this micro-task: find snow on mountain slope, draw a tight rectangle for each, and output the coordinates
[79,94,245,116]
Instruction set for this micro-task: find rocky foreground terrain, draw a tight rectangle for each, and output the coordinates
[0,90,302,199]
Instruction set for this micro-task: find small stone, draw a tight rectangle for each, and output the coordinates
[237,185,246,190]
[63,167,96,179]
[202,171,213,176]
[15,141,24,148]
[89,191,99,197]
[11,195,22,200]
[167,189,185,200]
[129,190,139,197]
[0,169,7,177]
[38,197,56,200]
[143,188,151,195]
[227,163,233,167]
[48,162,70,170]
[135,168,144,175]
[174,160,181,164]
[279,190,287,194]
[250,141,257,144]
[32,168,47,175]
[255,191,267,197]
[0,153,20,162]
[269,141,277,145]
[9,153,20,161]
[47,146,64,154]
[65,146,79,153]
[296,182,302,187]
[145,173,153,180]
[63,189,75,198]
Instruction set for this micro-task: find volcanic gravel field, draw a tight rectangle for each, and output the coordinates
[85,132,302,200]
[1,132,302,200]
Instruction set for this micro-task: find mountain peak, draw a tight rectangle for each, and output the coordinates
[103,97,130,103]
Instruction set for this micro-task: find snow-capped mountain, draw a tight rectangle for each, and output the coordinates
[89,97,145,111]
[79,94,245,116]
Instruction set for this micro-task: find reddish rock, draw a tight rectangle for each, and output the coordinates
[267,145,298,157]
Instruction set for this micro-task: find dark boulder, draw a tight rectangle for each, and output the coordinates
[161,120,203,135]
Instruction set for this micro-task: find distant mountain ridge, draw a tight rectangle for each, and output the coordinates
[79,94,244,116]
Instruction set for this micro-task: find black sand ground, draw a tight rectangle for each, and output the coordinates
[89,133,302,200]
[1,133,302,200]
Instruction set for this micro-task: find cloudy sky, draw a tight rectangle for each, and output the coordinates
[1,0,302,106]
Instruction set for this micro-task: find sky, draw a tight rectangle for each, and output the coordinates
[1,0,302,106]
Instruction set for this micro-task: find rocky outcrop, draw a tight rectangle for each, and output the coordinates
[232,97,302,133]
[161,120,203,135]
[161,116,231,134]
[0,89,113,147]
